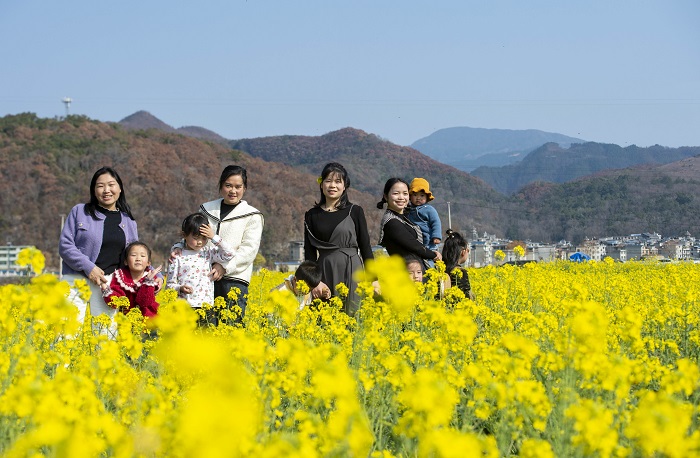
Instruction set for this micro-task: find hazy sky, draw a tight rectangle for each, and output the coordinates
[1,1,698,147]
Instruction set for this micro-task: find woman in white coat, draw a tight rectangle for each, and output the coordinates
[197,165,264,324]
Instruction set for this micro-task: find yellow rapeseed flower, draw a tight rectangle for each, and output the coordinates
[16,247,45,274]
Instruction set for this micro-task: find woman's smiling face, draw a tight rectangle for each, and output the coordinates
[386,181,409,213]
[321,172,345,201]
[220,174,246,205]
[94,173,121,210]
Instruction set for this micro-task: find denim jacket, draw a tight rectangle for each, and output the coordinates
[406,203,442,250]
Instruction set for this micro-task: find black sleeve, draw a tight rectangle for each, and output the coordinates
[384,219,437,259]
[304,210,317,261]
[455,268,472,296]
[352,206,374,262]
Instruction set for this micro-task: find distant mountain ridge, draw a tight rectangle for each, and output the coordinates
[472,142,700,195]
[231,127,511,237]
[119,111,230,145]
[2,112,700,270]
[411,126,584,171]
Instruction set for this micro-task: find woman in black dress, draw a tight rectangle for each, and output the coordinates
[304,163,373,315]
[377,178,442,270]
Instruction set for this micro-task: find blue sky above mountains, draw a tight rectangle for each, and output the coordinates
[1,1,698,147]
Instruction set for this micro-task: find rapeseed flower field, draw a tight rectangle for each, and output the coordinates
[2,249,700,457]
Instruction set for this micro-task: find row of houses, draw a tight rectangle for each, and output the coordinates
[275,231,700,271]
[576,232,699,263]
[469,231,700,267]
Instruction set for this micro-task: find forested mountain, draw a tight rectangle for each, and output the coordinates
[119,111,176,133]
[411,126,584,171]
[2,113,700,271]
[472,142,700,195]
[512,158,700,243]
[119,111,230,145]
[230,128,512,236]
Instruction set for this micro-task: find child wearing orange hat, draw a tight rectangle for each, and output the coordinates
[406,178,443,260]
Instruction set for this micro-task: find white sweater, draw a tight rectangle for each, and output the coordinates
[200,199,264,284]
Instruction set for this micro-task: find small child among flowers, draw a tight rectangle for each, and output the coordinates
[271,260,324,309]
[404,254,424,283]
[102,241,163,318]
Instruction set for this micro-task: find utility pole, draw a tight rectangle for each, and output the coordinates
[59,214,65,277]
[446,201,452,230]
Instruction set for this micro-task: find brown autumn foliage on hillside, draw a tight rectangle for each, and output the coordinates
[119,111,700,244]
[231,127,513,236]
[3,112,700,271]
[0,114,380,269]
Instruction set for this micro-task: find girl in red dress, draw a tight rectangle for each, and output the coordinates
[103,242,163,318]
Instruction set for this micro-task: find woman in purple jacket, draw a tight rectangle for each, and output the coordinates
[59,167,139,332]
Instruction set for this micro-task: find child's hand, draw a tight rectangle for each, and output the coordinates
[311,281,331,300]
[180,284,193,294]
[146,264,163,282]
[169,247,182,263]
[199,224,215,240]
[432,238,442,245]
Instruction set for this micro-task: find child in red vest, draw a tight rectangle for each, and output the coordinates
[103,242,163,317]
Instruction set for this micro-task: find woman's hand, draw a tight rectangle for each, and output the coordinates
[210,263,225,281]
[311,281,331,300]
[88,266,107,287]
[433,251,442,261]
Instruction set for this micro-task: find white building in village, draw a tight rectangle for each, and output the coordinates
[658,238,693,260]
[603,240,627,262]
[575,238,606,261]
[0,244,34,276]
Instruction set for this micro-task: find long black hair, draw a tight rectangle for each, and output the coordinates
[218,165,248,190]
[84,166,134,220]
[442,229,468,273]
[315,162,350,210]
[376,177,409,209]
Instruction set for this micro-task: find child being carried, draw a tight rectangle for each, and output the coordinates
[406,177,443,252]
